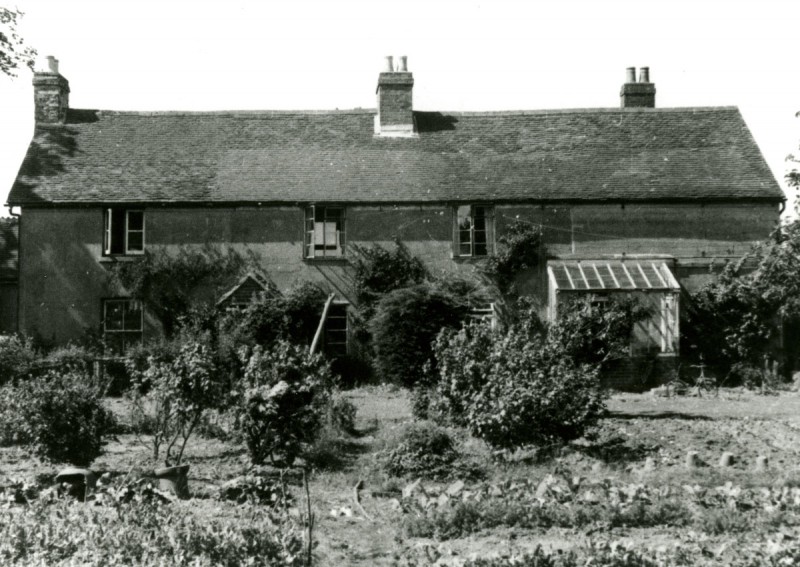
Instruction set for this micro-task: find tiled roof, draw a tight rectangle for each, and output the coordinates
[8,106,784,205]
[0,218,18,280]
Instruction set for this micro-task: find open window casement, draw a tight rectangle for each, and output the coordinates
[305,205,345,258]
[453,204,494,257]
[104,208,145,255]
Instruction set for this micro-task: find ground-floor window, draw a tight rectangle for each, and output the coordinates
[103,298,143,354]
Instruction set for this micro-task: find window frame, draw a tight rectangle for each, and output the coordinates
[104,208,145,256]
[454,204,493,258]
[304,205,346,259]
[102,298,143,354]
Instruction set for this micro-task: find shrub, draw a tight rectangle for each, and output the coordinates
[16,369,116,465]
[38,343,94,373]
[482,219,544,295]
[351,241,428,319]
[428,304,609,449]
[0,383,31,446]
[382,421,459,479]
[283,281,328,344]
[327,392,357,434]
[0,334,36,384]
[370,284,468,387]
[239,340,332,466]
[127,339,226,465]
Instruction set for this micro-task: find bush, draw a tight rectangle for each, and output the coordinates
[327,392,357,434]
[0,334,36,384]
[239,340,332,466]
[351,241,428,319]
[370,284,468,387]
[16,370,116,465]
[428,305,609,449]
[382,421,459,479]
[38,343,94,374]
[0,383,31,446]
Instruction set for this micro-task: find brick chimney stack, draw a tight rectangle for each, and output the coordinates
[620,66,655,108]
[375,55,415,137]
[33,56,70,124]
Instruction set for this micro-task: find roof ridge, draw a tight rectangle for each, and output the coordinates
[80,106,740,118]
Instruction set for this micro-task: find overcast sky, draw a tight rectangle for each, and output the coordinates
[1,0,798,214]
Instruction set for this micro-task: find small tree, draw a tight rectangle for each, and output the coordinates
[482,220,543,295]
[127,339,225,465]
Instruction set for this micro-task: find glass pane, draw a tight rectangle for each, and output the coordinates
[123,301,142,331]
[127,232,143,252]
[598,264,617,288]
[474,230,487,256]
[110,209,126,254]
[566,265,587,289]
[459,242,472,256]
[105,333,125,355]
[105,301,124,331]
[610,265,634,288]
[582,264,602,289]
[551,265,572,290]
[314,222,325,246]
[127,211,144,231]
[628,264,648,288]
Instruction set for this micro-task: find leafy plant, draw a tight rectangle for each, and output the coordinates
[428,300,616,449]
[381,421,459,480]
[239,341,332,466]
[0,8,36,78]
[351,241,428,319]
[0,496,303,566]
[370,283,469,387]
[16,369,116,466]
[127,339,225,465]
[327,392,357,434]
[482,220,543,295]
[0,335,36,385]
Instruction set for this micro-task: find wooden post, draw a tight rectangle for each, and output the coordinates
[309,293,336,356]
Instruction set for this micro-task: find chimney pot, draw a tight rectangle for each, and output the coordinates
[398,55,408,72]
[383,56,394,72]
[35,55,59,74]
[620,66,655,108]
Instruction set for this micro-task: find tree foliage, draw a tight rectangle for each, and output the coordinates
[350,241,427,319]
[108,246,252,337]
[482,220,544,295]
[369,283,469,387]
[0,8,36,78]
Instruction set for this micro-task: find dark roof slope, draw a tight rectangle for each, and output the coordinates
[0,218,18,280]
[8,106,784,205]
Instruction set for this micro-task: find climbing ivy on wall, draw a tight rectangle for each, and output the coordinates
[482,220,544,295]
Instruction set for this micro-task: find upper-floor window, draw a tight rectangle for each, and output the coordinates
[103,298,143,354]
[104,208,145,255]
[455,205,492,257]
[305,206,345,258]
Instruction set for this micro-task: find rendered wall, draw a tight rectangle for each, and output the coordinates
[17,201,779,345]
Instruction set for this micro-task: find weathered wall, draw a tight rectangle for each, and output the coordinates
[0,283,17,334]
[17,201,779,345]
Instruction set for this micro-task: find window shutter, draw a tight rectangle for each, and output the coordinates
[303,205,315,259]
[104,208,112,255]
[486,207,496,256]
[451,206,459,257]
[339,207,346,255]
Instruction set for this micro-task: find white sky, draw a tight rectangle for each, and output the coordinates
[1,0,799,214]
